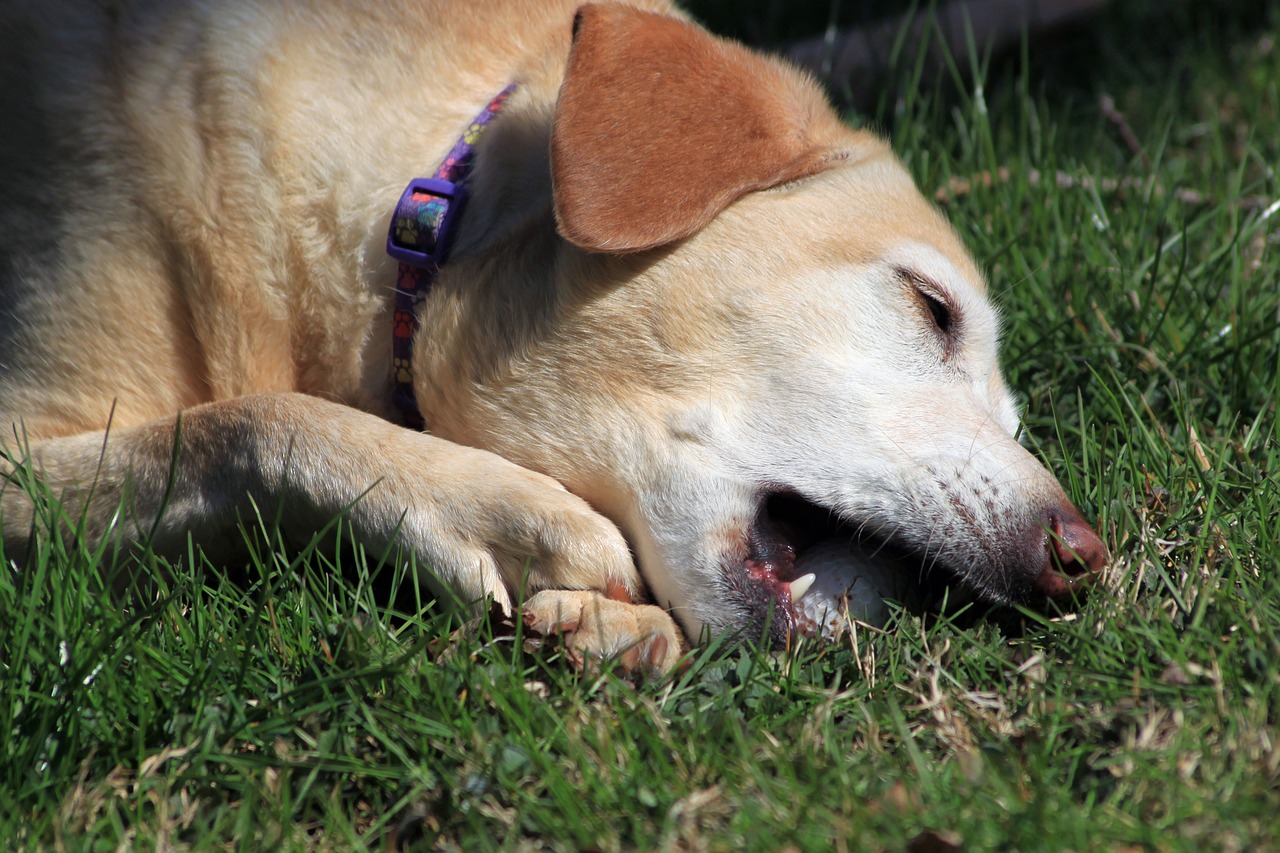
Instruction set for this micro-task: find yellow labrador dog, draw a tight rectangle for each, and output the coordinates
[0,0,1107,672]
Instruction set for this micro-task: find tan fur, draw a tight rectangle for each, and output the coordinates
[1,1,1106,672]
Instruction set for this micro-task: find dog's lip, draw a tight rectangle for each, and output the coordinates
[744,558,800,612]
[730,491,851,640]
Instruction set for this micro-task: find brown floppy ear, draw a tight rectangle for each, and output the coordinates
[551,3,840,253]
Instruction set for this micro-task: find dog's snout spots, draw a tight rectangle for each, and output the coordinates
[946,491,979,530]
[1033,508,1109,601]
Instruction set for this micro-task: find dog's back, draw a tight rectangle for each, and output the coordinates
[0,0,678,437]
[2,0,278,435]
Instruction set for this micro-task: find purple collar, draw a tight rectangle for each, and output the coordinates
[385,85,516,430]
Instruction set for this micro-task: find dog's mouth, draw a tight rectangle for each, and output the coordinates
[726,492,942,646]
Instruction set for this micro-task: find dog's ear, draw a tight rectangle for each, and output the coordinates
[551,3,840,253]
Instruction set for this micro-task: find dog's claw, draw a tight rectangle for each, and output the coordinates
[647,634,669,670]
[521,589,684,676]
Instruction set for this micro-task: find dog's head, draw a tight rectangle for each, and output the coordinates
[423,3,1108,643]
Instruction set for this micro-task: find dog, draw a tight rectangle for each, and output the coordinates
[0,0,1108,673]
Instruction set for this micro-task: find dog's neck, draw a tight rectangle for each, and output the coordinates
[449,94,562,261]
[385,86,517,429]
[401,83,577,440]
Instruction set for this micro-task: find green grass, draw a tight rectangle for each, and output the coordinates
[4,1,1280,849]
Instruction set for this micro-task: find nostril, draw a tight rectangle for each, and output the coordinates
[1049,511,1109,578]
[1032,508,1109,602]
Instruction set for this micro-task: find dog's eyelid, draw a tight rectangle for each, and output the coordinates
[896,267,958,341]
[897,267,949,303]
[919,288,952,332]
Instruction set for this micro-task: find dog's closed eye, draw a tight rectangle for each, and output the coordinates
[898,267,958,356]
[919,288,952,334]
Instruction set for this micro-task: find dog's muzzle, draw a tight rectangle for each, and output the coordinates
[722,492,1109,647]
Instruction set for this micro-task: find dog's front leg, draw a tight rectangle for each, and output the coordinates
[1,392,646,616]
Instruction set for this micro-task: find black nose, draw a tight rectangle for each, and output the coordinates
[1032,507,1109,600]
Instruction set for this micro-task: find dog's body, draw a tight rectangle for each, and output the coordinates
[0,0,1106,670]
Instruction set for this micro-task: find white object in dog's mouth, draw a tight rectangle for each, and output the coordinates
[734,494,912,644]
[790,538,905,638]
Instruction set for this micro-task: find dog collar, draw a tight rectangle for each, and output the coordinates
[386,84,516,430]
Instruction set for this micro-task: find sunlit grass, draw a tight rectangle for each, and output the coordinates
[4,1,1279,849]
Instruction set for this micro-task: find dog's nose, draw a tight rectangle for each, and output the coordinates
[1033,508,1109,600]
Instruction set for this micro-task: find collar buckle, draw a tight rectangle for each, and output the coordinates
[386,177,468,268]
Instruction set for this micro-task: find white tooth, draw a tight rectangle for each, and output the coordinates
[789,573,817,602]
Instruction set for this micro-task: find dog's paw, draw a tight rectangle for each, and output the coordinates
[522,589,685,676]
[380,441,644,612]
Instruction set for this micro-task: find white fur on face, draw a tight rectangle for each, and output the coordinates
[622,242,1056,636]
[599,181,1074,634]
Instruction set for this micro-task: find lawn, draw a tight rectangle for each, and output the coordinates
[3,1,1279,849]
